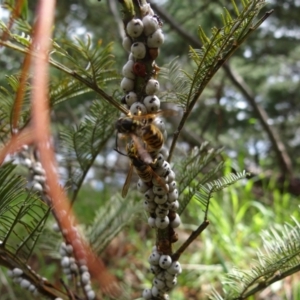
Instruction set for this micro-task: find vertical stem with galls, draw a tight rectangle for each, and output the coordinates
[117,1,181,299]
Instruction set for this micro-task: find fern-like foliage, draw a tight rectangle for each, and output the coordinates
[161,0,268,108]
[0,75,32,133]
[0,163,66,300]
[0,96,11,144]
[59,100,118,202]
[51,37,118,90]
[49,75,92,107]
[210,219,300,300]
[86,194,142,255]
[0,11,118,90]
[184,0,267,109]
[175,143,224,214]
[1,1,29,25]
[0,162,50,262]
[159,57,191,106]
[172,169,249,262]
[48,35,125,107]
[192,171,249,214]
[175,143,248,216]
[165,0,272,160]
[40,194,142,262]
[0,15,125,113]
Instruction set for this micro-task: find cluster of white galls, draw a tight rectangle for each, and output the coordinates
[30,161,47,192]
[121,9,181,231]
[142,246,182,299]
[60,241,77,279]
[138,155,181,230]
[7,267,42,297]
[138,152,181,300]
[19,146,47,193]
[19,147,95,299]
[59,241,95,300]
[121,12,164,115]
[120,5,182,300]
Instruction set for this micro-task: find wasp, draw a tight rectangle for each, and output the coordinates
[121,142,167,198]
[115,111,166,160]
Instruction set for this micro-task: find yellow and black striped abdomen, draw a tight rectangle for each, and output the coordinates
[136,165,153,182]
[142,124,164,152]
[131,156,153,182]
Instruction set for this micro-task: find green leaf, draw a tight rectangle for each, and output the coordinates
[210,219,300,299]
[176,143,224,214]
[59,100,118,202]
[167,0,268,115]
[0,163,50,262]
[86,194,142,254]
[52,38,118,88]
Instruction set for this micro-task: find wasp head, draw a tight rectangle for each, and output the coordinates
[115,117,138,134]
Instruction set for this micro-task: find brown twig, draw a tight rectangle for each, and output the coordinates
[0,127,34,164]
[0,39,129,116]
[223,63,293,177]
[172,220,209,262]
[108,0,126,41]
[1,1,31,131]
[1,0,25,43]
[30,0,122,298]
[232,263,300,300]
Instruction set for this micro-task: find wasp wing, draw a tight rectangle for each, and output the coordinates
[131,134,153,165]
[122,163,134,198]
[132,109,178,122]
[151,170,168,193]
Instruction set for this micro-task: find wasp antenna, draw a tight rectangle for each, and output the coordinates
[114,147,128,157]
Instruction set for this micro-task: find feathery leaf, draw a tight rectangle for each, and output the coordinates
[175,144,224,214]
[86,194,142,254]
[0,162,50,262]
[0,75,31,131]
[52,37,119,88]
[159,57,190,106]
[209,218,300,300]
[59,100,118,202]
[167,0,271,160]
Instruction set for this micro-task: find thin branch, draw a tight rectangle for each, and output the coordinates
[233,263,300,300]
[149,1,200,47]
[30,0,122,297]
[172,220,209,261]
[0,126,35,164]
[223,63,293,177]
[150,2,292,177]
[167,29,223,162]
[0,40,129,115]
[60,279,76,300]
[107,0,125,40]
[170,8,273,161]
[0,0,25,43]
